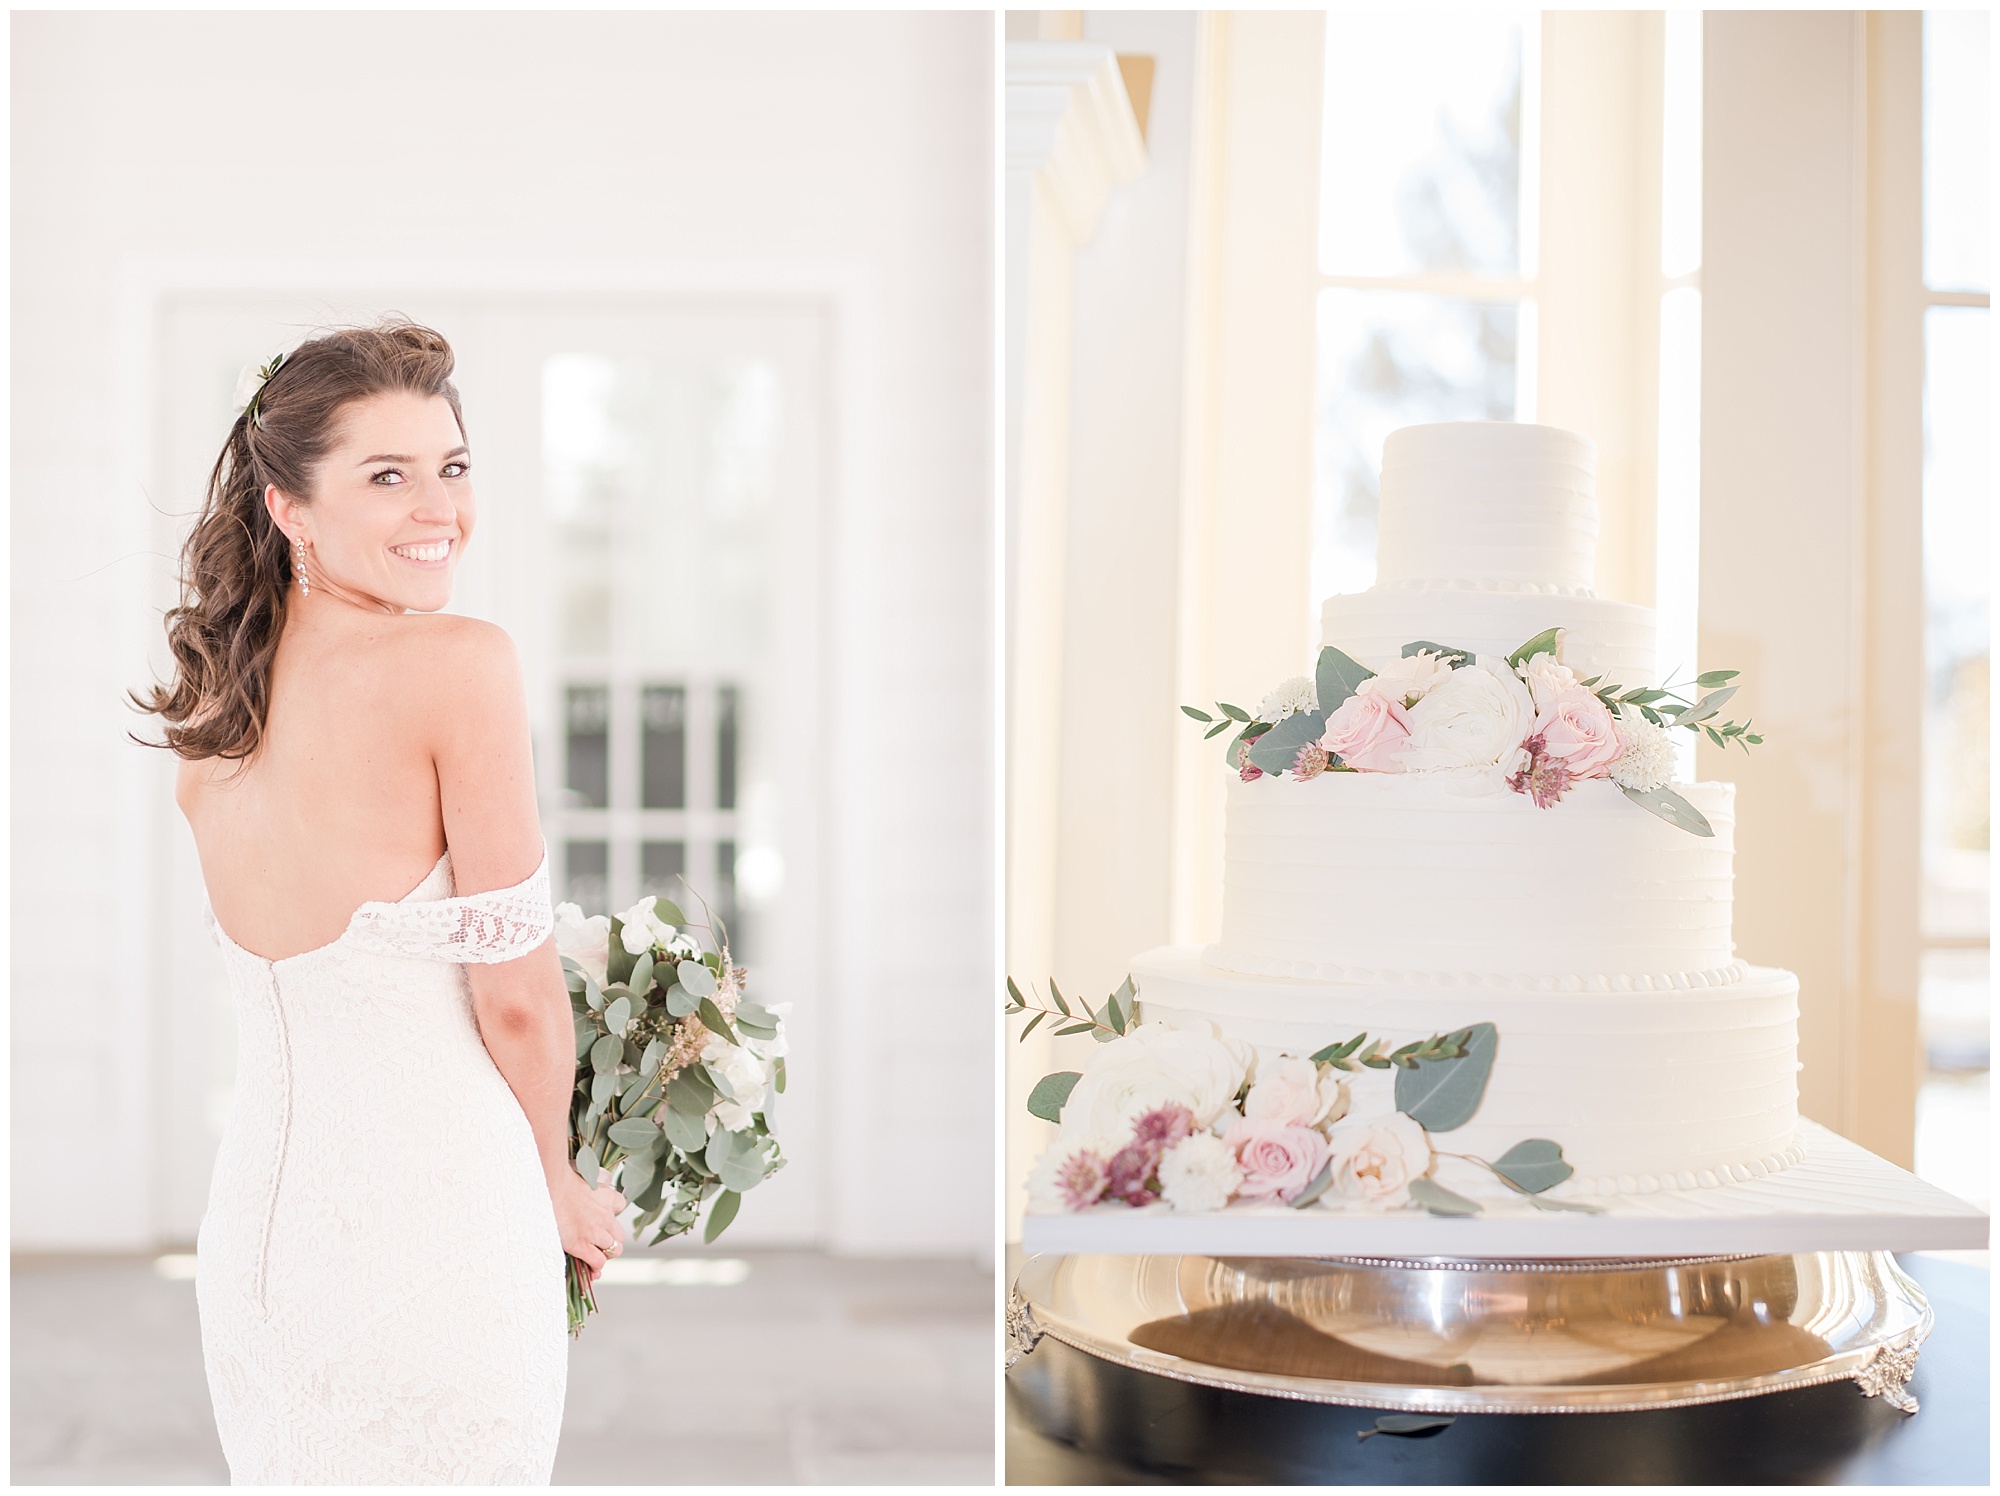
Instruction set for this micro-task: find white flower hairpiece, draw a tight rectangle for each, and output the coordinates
[231,350,290,429]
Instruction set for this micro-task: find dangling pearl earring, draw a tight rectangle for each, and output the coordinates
[293,536,310,597]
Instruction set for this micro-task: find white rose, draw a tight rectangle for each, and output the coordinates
[1520,650,1580,714]
[552,902,611,987]
[1323,1111,1434,1207]
[1399,655,1536,773]
[1258,676,1318,724]
[1242,1056,1349,1130]
[616,898,678,955]
[1057,1022,1253,1153]
[1358,650,1458,708]
[1158,1132,1245,1213]
[700,1036,771,1131]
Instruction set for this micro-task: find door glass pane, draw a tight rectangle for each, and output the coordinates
[563,841,608,914]
[641,685,687,811]
[640,840,686,895]
[1312,289,1521,603]
[717,684,739,812]
[564,685,609,809]
[1319,12,1525,277]
[1923,10,1991,294]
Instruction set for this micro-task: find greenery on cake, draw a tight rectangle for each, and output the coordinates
[1181,626,1760,836]
[1007,976,1600,1219]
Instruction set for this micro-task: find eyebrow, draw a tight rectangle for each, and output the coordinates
[358,446,471,464]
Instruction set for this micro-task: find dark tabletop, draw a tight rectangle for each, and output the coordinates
[1005,1254,1988,1485]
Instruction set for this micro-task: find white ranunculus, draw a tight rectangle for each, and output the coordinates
[1058,1022,1254,1153]
[1358,650,1459,708]
[1242,1056,1349,1130]
[616,898,678,955]
[1258,676,1318,724]
[1520,650,1580,714]
[701,1036,771,1131]
[1323,1111,1434,1207]
[1399,655,1536,773]
[1158,1132,1245,1213]
[552,902,611,987]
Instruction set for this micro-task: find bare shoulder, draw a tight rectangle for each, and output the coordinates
[373,614,527,734]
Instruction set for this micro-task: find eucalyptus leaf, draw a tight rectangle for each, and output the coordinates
[1694,669,1740,688]
[583,975,604,1012]
[562,969,586,995]
[606,1116,660,1151]
[573,1143,600,1184]
[605,996,633,1036]
[665,984,700,1017]
[704,1189,742,1243]
[1315,645,1375,717]
[735,1017,779,1041]
[1400,640,1473,669]
[678,960,718,999]
[736,1000,776,1026]
[1407,1177,1482,1217]
[666,1073,717,1116]
[653,896,686,927]
[589,1034,624,1075]
[1027,1071,1082,1124]
[1394,1023,1497,1131]
[621,1154,657,1199]
[628,955,655,997]
[1181,704,1215,723]
[661,1108,709,1152]
[641,1038,667,1076]
[1620,783,1715,836]
[697,996,739,1045]
[574,1017,598,1061]
[1490,1139,1574,1194]
[591,1071,616,1105]
[1289,1160,1334,1210]
[1246,709,1329,776]
[774,1057,787,1094]
[605,932,636,988]
[1506,627,1565,667]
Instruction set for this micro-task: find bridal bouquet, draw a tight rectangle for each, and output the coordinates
[553,893,788,1335]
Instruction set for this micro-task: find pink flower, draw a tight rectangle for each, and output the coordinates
[1531,686,1621,779]
[1319,692,1411,773]
[1229,1119,1332,1203]
[1291,742,1330,780]
[1508,733,1575,808]
[1130,1103,1196,1147]
[1055,1150,1109,1209]
[1104,1140,1164,1205]
[1235,739,1264,782]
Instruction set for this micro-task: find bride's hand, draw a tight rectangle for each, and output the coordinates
[550,1168,626,1283]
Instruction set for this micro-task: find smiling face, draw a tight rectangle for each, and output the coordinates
[265,389,474,615]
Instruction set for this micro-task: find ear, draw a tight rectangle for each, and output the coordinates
[263,484,308,545]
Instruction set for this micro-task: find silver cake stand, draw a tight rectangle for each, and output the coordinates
[1008,1250,1931,1415]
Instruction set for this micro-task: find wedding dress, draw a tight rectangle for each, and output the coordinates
[196,848,568,1484]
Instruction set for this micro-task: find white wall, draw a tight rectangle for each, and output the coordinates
[11,11,994,1256]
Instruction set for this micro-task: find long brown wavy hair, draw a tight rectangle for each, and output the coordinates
[131,319,466,761]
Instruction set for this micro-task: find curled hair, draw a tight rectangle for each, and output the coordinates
[131,318,465,760]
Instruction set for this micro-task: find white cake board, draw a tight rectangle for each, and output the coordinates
[1021,1120,1989,1259]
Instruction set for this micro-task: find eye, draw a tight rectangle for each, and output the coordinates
[370,467,405,485]
[442,461,470,478]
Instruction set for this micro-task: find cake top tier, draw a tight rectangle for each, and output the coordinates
[1376,422,1599,596]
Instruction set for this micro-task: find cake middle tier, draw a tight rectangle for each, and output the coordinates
[1214,773,1739,988]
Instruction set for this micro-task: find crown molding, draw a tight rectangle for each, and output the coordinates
[1006,40,1147,247]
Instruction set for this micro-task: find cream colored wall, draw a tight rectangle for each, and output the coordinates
[1700,10,1921,1164]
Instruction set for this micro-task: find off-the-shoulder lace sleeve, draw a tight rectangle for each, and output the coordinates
[346,848,554,965]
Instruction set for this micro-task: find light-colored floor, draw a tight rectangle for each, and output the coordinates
[11,1249,996,1486]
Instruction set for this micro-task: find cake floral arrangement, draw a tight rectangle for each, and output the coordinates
[1181,626,1759,836]
[1008,979,1599,1218]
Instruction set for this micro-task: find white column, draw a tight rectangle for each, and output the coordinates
[1701,11,1921,1164]
[1004,40,1144,1229]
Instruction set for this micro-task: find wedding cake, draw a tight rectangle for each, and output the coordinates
[1132,422,1802,1201]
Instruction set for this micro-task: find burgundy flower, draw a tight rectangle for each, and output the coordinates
[1290,743,1331,780]
[1507,733,1575,809]
[1129,1103,1195,1147]
[1236,738,1265,782]
[1104,1139,1165,1205]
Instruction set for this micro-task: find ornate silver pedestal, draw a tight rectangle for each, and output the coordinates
[1011,1251,1930,1414]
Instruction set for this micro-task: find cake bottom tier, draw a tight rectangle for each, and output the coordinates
[1130,945,1802,1199]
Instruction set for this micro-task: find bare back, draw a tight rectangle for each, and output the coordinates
[180,609,538,962]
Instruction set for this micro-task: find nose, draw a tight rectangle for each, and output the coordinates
[410,472,458,527]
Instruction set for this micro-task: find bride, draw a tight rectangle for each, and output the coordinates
[134,320,625,1484]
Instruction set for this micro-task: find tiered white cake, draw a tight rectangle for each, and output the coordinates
[1136,422,1803,1199]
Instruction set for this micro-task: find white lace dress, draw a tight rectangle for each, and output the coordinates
[196,849,568,1485]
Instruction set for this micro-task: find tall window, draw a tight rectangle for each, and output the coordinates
[541,353,783,956]
[1914,9,1991,1205]
[1312,12,1534,609]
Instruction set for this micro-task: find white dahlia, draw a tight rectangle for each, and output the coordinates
[1258,676,1318,724]
[1158,1132,1244,1213]
[1609,717,1678,792]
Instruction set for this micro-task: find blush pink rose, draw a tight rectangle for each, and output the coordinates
[1319,692,1411,773]
[1228,1120,1332,1203]
[1531,686,1621,779]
